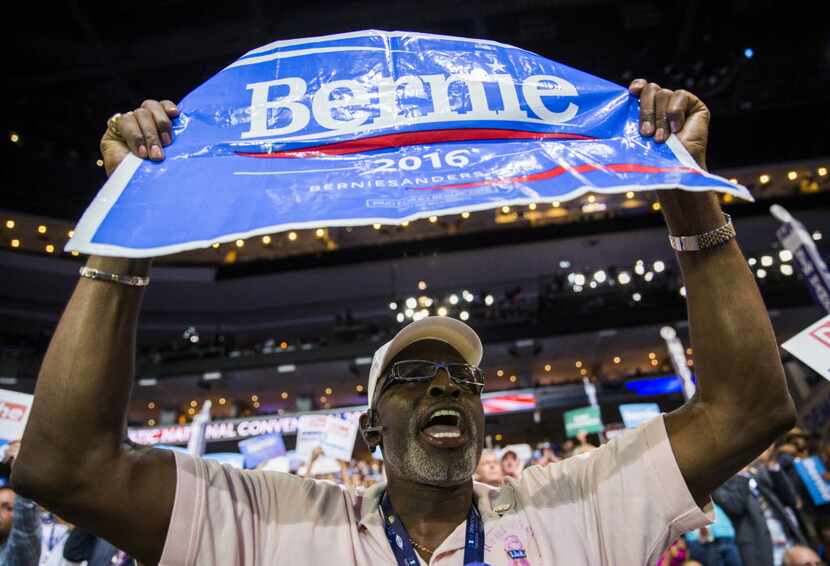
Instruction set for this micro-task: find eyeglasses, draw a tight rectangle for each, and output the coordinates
[377,359,485,401]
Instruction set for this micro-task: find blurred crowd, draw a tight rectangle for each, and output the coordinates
[3,426,830,565]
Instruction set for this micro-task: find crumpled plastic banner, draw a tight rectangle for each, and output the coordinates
[68,30,751,258]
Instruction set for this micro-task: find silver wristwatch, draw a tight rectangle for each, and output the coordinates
[668,213,736,252]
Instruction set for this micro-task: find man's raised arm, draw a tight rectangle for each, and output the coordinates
[11,100,181,565]
[629,79,796,506]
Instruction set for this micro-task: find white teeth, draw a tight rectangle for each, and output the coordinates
[430,432,461,438]
[430,409,461,419]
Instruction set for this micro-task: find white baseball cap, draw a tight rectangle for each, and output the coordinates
[367,316,484,408]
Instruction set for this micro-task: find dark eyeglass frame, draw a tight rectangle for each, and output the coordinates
[376,359,485,401]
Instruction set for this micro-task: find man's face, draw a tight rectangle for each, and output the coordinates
[0,489,15,540]
[371,339,485,487]
[475,451,503,486]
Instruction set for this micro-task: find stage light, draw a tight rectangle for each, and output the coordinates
[625,191,634,199]
[651,202,661,211]
[324,388,332,396]
[679,286,686,297]
[580,368,588,376]
[261,235,271,245]
[573,273,586,286]
[528,203,537,210]
[406,297,417,309]
[613,356,621,364]
[759,174,770,184]
[280,341,288,350]
[509,375,517,383]
[4,220,13,229]
[190,400,197,408]
[501,206,510,213]
[780,264,794,276]
[320,396,327,403]
[405,308,414,318]
[373,223,382,230]
[779,250,792,262]
[760,255,773,267]
[744,48,754,59]
[288,231,298,241]
[10,132,20,143]
[235,239,244,247]
[544,364,552,372]
[314,228,325,238]
[589,281,597,289]
[648,352,656,360]
[401,221,409,227]
[444,294,457,306]
[653,260,665,273]
[632,292,642,302]
[461,211,470,219]
[644,271,654,282]
[552,201,560,208]
[396,313,405,323]
[187,408,196,416]
[96,159,104,167]
[418,280,427,290]
[818,167,828,177]
[462,290,474,302]
[650,359,659,366]
[756,269,767,279]
[587,195,596,204]
[71,251,79,256]
[729,178,738,184]
[420,296,433,307]
[617,271,631,285]
[37,225,47,234]
[389,302,397,310]
[575,360,583,368]
[148,419,156,426]
[459,310,469,321]
[45,244,54,253]
[356,384,364,393]
[748,257,757,266]
[634,260,645,275]
[251,394,259,402]
[211,243,220,249]
[67,229,74,238]
[593,270,607,283]
[559,260,571,269]
[437,306,448,316]
[495,433,503,442]
[218,398,226,405]
[484,294,494,306]
[281,392,289,399]
[413,309,429,321]
[148,402,156,409]
[573,285,583,293]
[429,215,438,223]
[813,231,823,241]
[787,171,798,181]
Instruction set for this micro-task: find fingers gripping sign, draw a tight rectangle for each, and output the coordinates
[100,99,179,177]
[628,79,710,169]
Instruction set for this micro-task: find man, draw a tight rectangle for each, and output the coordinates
[716,463,808,566]
[783,545,824,566]
[474,450,503,487]
[0,442,41,565]
[12,78,796,565]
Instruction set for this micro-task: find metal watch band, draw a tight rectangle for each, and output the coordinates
[668,213,736,252]
[79,266,150,287]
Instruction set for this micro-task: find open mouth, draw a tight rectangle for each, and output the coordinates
[420,408,466,447]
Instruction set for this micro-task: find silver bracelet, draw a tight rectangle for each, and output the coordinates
[668,213,736,252]
[79,266,150,287]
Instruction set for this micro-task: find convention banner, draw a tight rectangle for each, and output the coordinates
[0,389,33,442]
[618,403,661,429]
[564,405,603,438]
[238,432,286,469]
[772,205,830,313]
[67,30,751,258]
[783,314,830,381]
[793,456,830,506]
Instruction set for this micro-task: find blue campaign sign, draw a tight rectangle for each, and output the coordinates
[68,30,751,257]
[793,456,830,506]
[238,432,286,469]
[618,403,661,429]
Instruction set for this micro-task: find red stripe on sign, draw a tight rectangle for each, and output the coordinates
[413,163,702,191]
[236,128,595,158]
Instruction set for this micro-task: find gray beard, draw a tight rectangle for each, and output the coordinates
[384,417,480,485]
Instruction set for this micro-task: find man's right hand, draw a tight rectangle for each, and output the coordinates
[100,100,179,176]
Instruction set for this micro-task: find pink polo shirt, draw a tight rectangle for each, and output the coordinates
[159,415,712,566]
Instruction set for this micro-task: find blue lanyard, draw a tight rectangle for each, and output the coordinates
[380,492,487,566]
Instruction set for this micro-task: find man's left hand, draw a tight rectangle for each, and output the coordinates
[628,79,710,170]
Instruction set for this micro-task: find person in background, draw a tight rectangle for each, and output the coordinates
[685,488,742,566]
[0,440,41,566]
[473,450,503,487]
[658,538,689,566]
[782,545,823,566]
[716,462,808,566]
[500,449,521,481]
